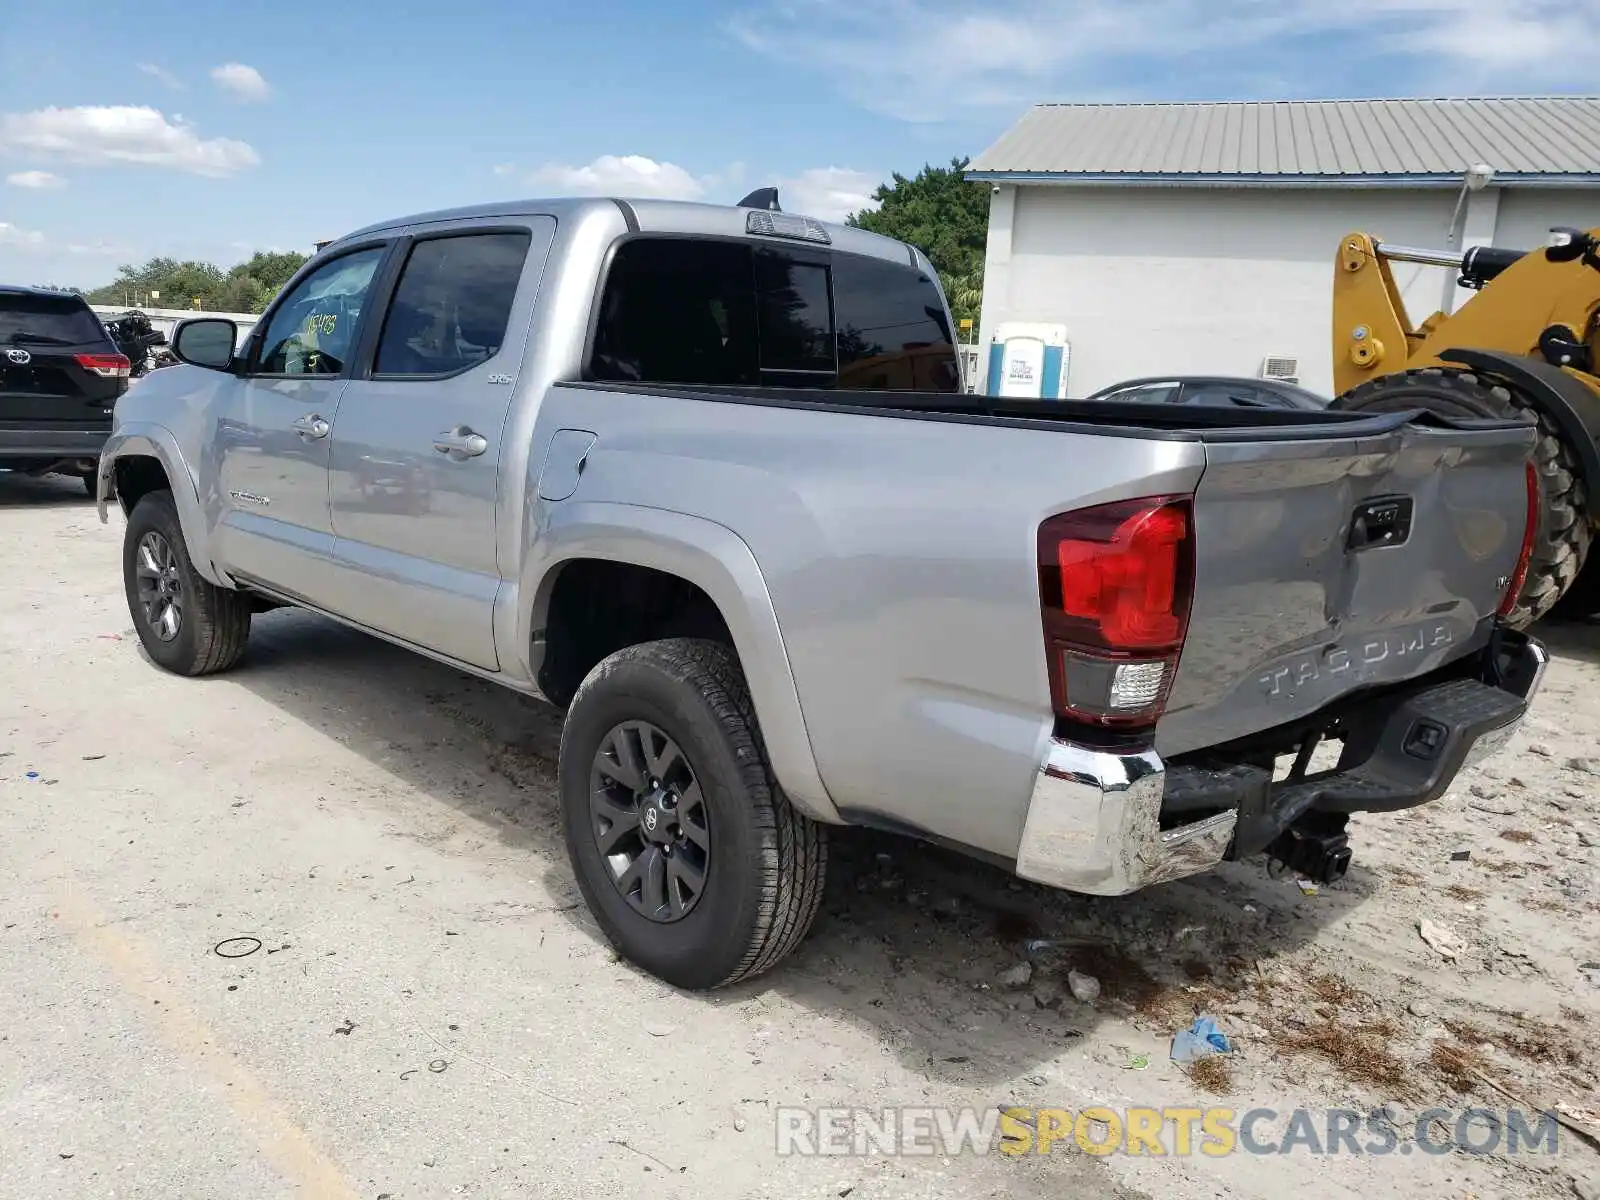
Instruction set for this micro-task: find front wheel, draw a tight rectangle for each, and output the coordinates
[122,490,252,675]
[559,638,827,990]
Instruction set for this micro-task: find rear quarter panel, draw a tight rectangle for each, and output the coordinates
[529,386,1205,859]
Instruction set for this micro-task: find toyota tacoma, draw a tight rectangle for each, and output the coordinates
[97,192,1547,989]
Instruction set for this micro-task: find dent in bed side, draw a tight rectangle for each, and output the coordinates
[516,500,843,825]
[99,424,229,587]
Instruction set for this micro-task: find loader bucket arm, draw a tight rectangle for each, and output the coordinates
[1334,226,1600,396]
[1331,232,1424,397]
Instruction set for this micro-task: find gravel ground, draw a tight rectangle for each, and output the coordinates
[1,470,1596,1200]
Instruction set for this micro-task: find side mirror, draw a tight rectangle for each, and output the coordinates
[172,318,238,371]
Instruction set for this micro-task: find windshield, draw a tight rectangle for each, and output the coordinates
[0,293,104,345]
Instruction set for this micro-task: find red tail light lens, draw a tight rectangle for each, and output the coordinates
[76,353,132,379]
[1497,461,1539,619]
[1058,503,1189,650]
[1039,496,1195,729]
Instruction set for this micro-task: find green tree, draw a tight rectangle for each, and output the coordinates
[847,157,989,335]
[233,251,308,298]
[86,248,309,314]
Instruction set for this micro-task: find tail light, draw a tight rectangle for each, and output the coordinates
[1497,461,1540,619]
[1038,495,1195,730]
[75,353,131,378]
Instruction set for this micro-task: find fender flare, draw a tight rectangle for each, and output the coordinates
[515,501,842,825]
[1439,348,1600,512]
[98,424,229,586]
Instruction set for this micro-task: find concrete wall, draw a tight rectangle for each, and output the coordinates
[1495,190,1600,255]
[976,183,1597,398]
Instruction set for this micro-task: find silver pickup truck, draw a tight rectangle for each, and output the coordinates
[99,194,1548,991]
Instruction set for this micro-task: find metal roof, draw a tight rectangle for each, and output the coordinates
[967,98,1600,183]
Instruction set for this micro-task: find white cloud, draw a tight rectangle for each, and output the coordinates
[492,161,516,177]
[210,62,272,103]
[703,162,749,194]
[138,62,184,90]
[728,0,1597,121]
[6,170,63,189]
[529,154,708,200]
[66,240,128,257]
[516,155,878,221]
[0,106,259,177]
[776,166,879,222]
[0,221,46,250]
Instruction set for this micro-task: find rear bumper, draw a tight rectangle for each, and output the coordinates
[1015,630,1549,896]
[0,427,111,459]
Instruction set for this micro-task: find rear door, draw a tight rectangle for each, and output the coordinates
[0,291,123,427]
[322,220,553,669]
[1158,420,1535,757]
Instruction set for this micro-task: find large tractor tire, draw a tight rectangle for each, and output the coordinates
[1330,367,1590,628]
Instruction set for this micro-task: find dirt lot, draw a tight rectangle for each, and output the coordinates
[2,470,1597,1200]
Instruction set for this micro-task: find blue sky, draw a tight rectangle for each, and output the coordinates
[0,0,1589,289]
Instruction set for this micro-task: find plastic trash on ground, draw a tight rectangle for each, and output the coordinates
[1170,1015,1232,1063]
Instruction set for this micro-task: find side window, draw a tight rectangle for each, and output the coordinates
[255,247,385,376]
[374,231,531,378]
[833,254,959,392]
[591,239,758,386]
[587,238,958,392]
[1101,383,1180,404]
[754,252,833,376]
[1184,383,1264,408]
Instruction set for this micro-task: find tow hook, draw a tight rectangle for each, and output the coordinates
[1266,813,1352,885]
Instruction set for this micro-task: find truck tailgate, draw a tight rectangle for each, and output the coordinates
[1157,421,1535,758]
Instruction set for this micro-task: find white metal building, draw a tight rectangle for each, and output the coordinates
[968,97,1600,399]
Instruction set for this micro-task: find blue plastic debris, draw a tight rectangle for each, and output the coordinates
[1171,1014,1232,1063]
[25,771,39,781]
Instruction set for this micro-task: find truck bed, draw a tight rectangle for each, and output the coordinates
[541,379,1536,858]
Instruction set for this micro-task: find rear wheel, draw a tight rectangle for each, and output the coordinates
[123,490,252,675]
[558,638,827,990]
[81,472,97,498]
[1331,367,1590,627]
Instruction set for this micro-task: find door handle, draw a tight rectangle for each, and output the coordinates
[292,413,331,439]
[433,426,489,459]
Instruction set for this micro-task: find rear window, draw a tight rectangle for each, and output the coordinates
[0,292,105,347]
[589,237,958,392]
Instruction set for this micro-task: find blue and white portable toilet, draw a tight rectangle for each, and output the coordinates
[985,322,1070,399]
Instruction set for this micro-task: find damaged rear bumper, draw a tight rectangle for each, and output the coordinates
[1014,629,1548,896]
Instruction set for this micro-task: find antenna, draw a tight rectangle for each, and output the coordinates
[737,187,781,212]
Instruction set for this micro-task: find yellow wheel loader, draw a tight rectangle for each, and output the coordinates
[1328,226,1600,626]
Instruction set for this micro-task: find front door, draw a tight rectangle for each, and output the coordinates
[323,221,553,669]
[213,245,390,600]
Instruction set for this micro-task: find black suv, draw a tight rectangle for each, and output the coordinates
[0,286,131,494]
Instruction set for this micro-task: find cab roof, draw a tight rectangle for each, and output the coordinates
[334,196,919,268]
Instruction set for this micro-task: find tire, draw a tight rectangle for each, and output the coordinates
[559,638,826,990]
[82,472,97,498]
[123,490,252,675]
[1331,367,1592,628]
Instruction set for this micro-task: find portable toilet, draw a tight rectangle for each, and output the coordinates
[985,322,1069,399]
